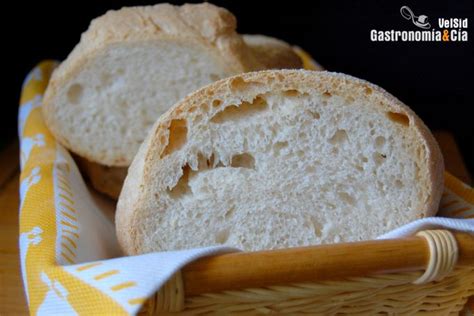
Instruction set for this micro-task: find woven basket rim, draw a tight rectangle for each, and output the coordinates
[177,230,474,296]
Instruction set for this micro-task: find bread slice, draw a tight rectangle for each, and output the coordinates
[74,155,127,199]
[116,69,444,255]
[42,3,303,167]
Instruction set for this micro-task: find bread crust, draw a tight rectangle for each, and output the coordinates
[43,3,265,166]
[243,34,303,69]
[74,155,127,199]
[116,69,444,255]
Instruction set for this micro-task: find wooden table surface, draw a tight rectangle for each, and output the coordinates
[0,132,471,315]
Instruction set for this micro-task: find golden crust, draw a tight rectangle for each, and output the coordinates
[51,3,258,82]
[243,34,303,69]
[74,155,127,200]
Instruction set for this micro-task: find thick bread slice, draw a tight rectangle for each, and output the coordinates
[243,34,303,69]
[116,70,444,254]
[42,3,303,167]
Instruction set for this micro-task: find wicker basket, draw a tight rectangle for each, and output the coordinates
[137,228,474,315]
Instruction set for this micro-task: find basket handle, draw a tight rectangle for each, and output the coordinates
[149,230,471,313]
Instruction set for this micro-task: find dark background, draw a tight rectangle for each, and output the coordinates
[5,0,473,173]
